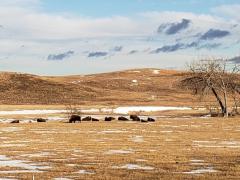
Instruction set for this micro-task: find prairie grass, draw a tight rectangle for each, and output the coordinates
[0,117,239,179]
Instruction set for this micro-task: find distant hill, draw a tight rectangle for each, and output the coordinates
[229,56,240,64]
[0,69,198,106]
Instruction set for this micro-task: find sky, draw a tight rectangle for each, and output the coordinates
[0,0,240,75]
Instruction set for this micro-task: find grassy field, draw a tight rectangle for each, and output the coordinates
[0,117,239,179]
[0,69,200,106]
[0,68,238,179]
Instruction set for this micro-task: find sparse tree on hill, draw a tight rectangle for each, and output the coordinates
[178,59,240,117]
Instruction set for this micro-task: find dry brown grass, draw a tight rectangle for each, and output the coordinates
[0,69,200,106]
[0,117,239,179]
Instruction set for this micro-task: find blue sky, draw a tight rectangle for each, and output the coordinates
[0,0,239,75]
[41,0,238,16]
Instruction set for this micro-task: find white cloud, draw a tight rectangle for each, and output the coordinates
[0,1,237,40]
[0,0,40,6]
[0,0,239,74]
[212,4,240,21]
[0,10,144,40]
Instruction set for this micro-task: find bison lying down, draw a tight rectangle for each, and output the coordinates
[37,118,47,123]
[118,116,129,121]
[82,116,92,121]
[92,118,99,121]
[68,115,155,123]
[69,115,81,123]
[105,117,115,121]
[147,117,155,122]
[11,120,20,123]
[119,116,155,122]
[130,115,140,121]
[82,116,99,122]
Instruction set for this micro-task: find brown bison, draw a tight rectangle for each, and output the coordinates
[82,116,92,121]
[37,118,47,123]
[10,120,20,123]
[147,117,155,122]
[105,117,115,121]
[130,115,140,121]
[69,115,81,123]
[118,116,129,121]
[92,118,99,122]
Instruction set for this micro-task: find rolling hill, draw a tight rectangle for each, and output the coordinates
[0,69,198,106]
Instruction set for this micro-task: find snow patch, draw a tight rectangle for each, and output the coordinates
[0,143,27,148]
[193,140,240,148]
[136,159,147,162]
[193,141,240,148]
[71,80,81,84]
[0,127,23,132]
[131,71,141,73]
[190,159,204,163]
[77,170,95,175]
[190,159,206,165]
[0,110,67,115]
[160,131,173,133]
[130,136,144,143]
[183,167,218,174]
[153,70,160,74]
[113,164,154,170]
[99,129,128,134]
[0,106,191,116]
[105,150,133,155]
[81,108,100,113]
[113,106,191,114]
[47,117,65,121]
[20,152,55,158]
[0,155,51,173]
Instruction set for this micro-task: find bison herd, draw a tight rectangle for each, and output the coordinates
[10,118,48,123]
[69,115,155,123]
[8,115,156,124]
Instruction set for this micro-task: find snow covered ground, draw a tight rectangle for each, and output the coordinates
[0,110,67,115]
[0,155,50,173]
[111,106,191,114]
[112,164,154,170]
[0,106,192,115]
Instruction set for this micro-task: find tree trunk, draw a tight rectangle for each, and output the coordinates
[211,87,225,115]
[233,95,239,114]
[223,89,228,117]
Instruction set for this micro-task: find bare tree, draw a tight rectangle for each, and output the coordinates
[65,103,81,119]
[178,59,240,117]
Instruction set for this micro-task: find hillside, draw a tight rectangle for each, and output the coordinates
[0,69,198,106]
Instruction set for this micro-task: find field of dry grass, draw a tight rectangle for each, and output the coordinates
[0,117,239,179]
[0,68,239,179]
[0,69,200,106]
